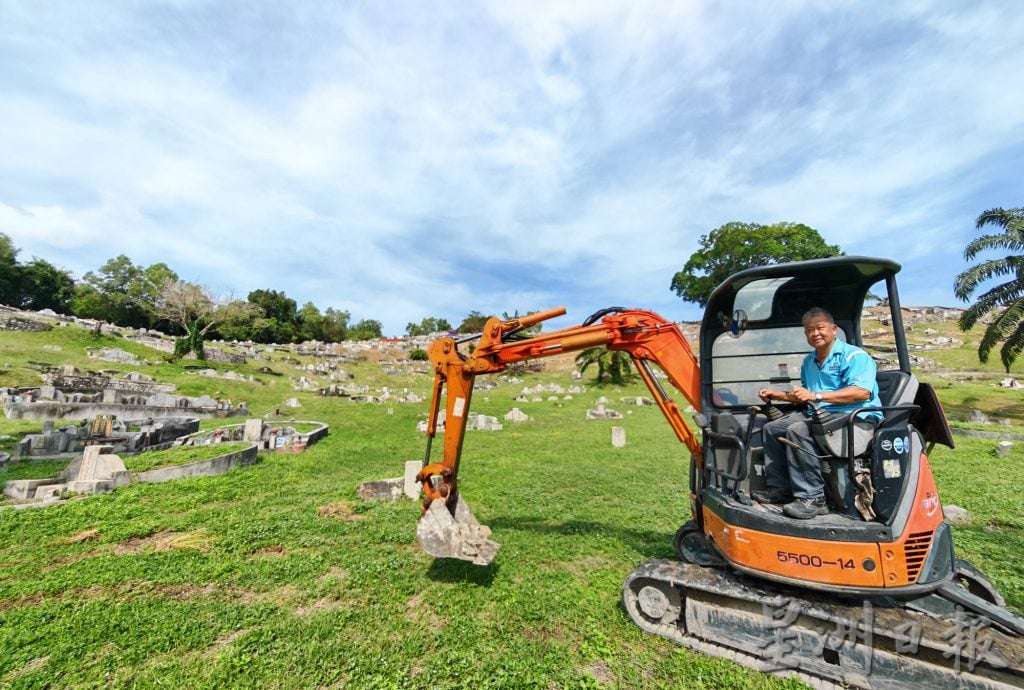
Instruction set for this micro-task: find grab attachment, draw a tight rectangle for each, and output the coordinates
[417,495,500,566]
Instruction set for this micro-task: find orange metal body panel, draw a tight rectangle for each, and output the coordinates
[702,508,886,588]
[702,452,946,590]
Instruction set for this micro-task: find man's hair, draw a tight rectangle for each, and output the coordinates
[801,307,834,325]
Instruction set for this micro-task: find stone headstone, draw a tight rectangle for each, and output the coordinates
[284,398,301,408]
[243,418,264,442]
[611,426,626,448]
[404,461,421,499]
[968,409,990,424]
[504,408,529,422]
[943,504,971,525]
[996,441,1014,457]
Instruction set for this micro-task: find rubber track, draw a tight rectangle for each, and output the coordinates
[623,559,1024,690]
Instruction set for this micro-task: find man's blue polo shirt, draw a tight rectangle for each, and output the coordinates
[801,338,882,419]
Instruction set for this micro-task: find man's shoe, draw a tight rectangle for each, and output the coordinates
[752,488,793,505]
[783,497,828,519]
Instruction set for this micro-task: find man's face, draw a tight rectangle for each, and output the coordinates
[803,316,838,350]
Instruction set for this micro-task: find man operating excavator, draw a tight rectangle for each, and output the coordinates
[755,307,883,519]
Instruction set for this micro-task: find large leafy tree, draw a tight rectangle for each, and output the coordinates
[246,288,298,343]
[671,222,841,307]
[405,317,453,337]
[17,258,75,312]
[954,207,1024,372]
[457,311,489,334]
[0,234,20,305]
[348,318,383,340]
[149,280,259,361]
[71,255,179,328]
[321,307,350,342]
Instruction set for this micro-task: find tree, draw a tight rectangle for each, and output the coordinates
[406,317,453,336]
[297,302,325,342]
[246,289,298,343]
[248,289,297,323]
[575,347,633,385]
[321,307,350,342]
[348,319,383,340]
[150,280,260,361]
[17,258,75,312]
[458,311,490,333]
[671,222,841,307]
[0,233,20,305]
[954,206,1024,372]
[71,255,179,328]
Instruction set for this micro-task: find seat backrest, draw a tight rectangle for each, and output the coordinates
[875,370,918,407]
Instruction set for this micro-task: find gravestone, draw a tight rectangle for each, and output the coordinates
[243,418,264,442]
[504,408,529,422]
[404,461,421,499]
[611,427,627,448]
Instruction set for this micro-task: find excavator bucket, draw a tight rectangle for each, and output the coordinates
[417,495,500,566]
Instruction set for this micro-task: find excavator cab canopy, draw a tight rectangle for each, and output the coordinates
[699,256,911,412]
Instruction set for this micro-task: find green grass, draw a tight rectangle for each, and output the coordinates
[123,442,255,473]
[0,322,1020,688]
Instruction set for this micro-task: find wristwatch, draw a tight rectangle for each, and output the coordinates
[815,392,823,402]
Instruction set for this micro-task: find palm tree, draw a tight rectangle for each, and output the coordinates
[954,207,1024,372]
[575,347,634,384]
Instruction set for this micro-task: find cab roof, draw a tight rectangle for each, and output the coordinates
[701,256,901,336]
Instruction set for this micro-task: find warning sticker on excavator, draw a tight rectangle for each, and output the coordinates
[453,397,466,417]
[882,459,901,479]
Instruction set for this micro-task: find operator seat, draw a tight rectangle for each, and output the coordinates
[817,369,920,520]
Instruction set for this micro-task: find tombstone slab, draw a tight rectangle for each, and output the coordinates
[404,461,422,499]
[243,418,264,442]
[611,426,627,448]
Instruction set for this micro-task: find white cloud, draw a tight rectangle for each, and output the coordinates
[0,1,1021,332]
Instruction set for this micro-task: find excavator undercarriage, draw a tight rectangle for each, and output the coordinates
[623,558,1024,689]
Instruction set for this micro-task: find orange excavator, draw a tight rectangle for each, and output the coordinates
[415,256,1024,688]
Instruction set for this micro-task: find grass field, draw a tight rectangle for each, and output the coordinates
[0,321,1021,688]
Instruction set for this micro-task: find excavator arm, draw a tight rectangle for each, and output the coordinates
[415,306,702,565]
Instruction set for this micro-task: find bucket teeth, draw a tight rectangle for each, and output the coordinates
[416,496,500,566]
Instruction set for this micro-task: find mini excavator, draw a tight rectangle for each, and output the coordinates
[415,256,1024,688]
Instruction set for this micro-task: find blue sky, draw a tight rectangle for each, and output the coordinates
[2,1,1022,335]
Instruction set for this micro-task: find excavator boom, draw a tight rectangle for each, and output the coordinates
[416,307,701,564]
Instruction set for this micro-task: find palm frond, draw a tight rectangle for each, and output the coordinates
[963,233,1024,261]
[976,207,1024,231]
[954,257,1024,299]
[999,318,1024,372]
[977,299,1024,363]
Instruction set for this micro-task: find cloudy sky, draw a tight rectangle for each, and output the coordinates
[2,1,1022,335]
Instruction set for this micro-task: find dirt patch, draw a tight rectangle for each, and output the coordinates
[295,597,354,617]
[521,624,569,643]
[404,593,448,629]
[202,628,247,658]
[65,529,100,544]
[4,655,48,680]
[113,530,213,555]
[567,556,615,573]
[316,503,361,521]
[254,545,287,557]
[582,661,615,685]
[319,567,349,582]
